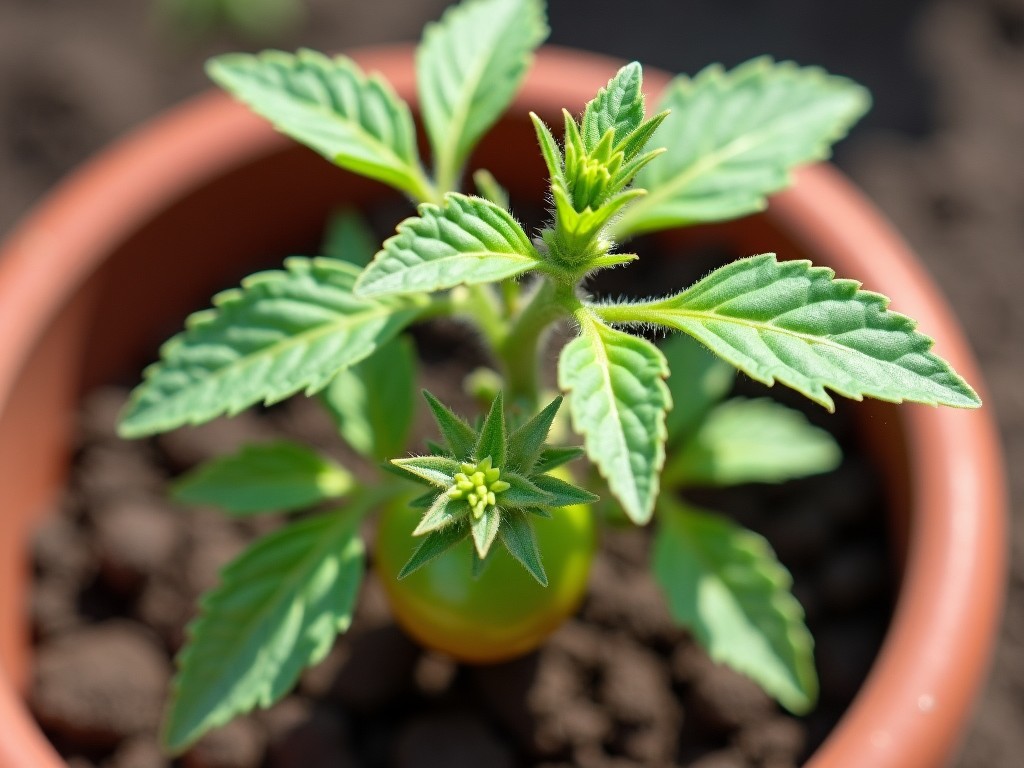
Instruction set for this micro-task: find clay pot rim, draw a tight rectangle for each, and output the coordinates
[0,45,1006,768]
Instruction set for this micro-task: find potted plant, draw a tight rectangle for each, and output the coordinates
[0,0,1005,765]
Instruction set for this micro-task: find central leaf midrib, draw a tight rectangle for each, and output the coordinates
[372,249,537,286]
[580,317,641,509]
[183,511,355,730]
[643,305,881,362]
[624,100,826,226]
[434,4,517,176]
[278,91,413,175]
[164,302,403,400]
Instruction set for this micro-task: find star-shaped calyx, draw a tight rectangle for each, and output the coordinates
[390,390,597,586]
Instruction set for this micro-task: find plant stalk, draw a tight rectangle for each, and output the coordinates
[496,278,572,406]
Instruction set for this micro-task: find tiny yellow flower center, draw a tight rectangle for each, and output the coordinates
[448,456,511,518]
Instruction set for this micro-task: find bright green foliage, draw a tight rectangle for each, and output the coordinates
[666,398,841,486]
[354,194,541,297]
[397,518,469,579]
[172,441,354,514]
[661,333,736,443]
[472,169,510,209]
[118,259,424,438]
[596,254,981,410]
[321,334,417,461]
[391,392,595,577]
[423,390,478,458]
[533,446,585,474]
[163,507,365,752]
[653,500,818,714]
[558,314,670,525]
[499,508,547,585]
[615,57,870,237]
[207,50,431,200]
[531,63,666,266]
[581,62,647,151]
[126,0,990,742]
[506,396,563,472]
[475,394,508,468]
[321,210,377,267]
[417,0,548,191]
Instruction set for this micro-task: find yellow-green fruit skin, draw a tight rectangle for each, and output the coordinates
[374,493,596,664]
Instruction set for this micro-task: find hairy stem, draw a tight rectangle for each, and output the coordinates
[497,278,576,406]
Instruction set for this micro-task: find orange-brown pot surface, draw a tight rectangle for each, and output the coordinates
[0,46,1005,768]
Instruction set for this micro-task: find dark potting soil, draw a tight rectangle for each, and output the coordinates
[28,352,892,768]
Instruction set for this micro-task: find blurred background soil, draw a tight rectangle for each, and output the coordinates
[0,0,1020,765]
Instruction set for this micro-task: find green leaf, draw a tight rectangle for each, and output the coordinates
[615,57,871,236]
[558,314,671,524]
[471,548,493,579]
[426,439,452,457]
[413,493,468,535]
[500,472,554,507]
[581,62,646,152]
[472,169,510,209]
[207,49,431,200]
[321,334,416,460]
[417,0,548,189]
[409,490,437,509]
[354,194,541,297]
[474,391,507,468]
[470,505,501,558]
[423,390,478,459]
[163,508,364,752]
[653,500,817,714]
[500,509,547,586]
[390,455,461,488]
[118,259,423,438]
[596,254,981,410]
[661,333,735,445]
[172,441,353,514]
[531,473,599,506]
[321,210,377,267]
[506,395,562,472]
[399,520,469,578]
[532,446,585,474]
[668,398,841,486]
[530,112,565,186]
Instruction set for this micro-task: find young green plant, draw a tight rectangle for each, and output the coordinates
[117,0,981,753]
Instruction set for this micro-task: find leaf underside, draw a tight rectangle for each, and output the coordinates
[163,510,364,752]
[321,334,417,461]
[661,333,736,445]
[354,194,540,297]
[558,318,670,524]
[610,254,980,411]
[618,56,870,236]
[653,500,817,714]
[670,397,841,486]
[207,49,426,196]
[172,441,353,514]
[119,259,421,438]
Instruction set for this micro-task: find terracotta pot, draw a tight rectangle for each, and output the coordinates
[0,46,1005,768]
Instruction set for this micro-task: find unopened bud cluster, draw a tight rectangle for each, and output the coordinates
[448,456,510,518]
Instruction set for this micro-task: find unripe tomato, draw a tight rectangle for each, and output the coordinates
[374,494,596,663]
